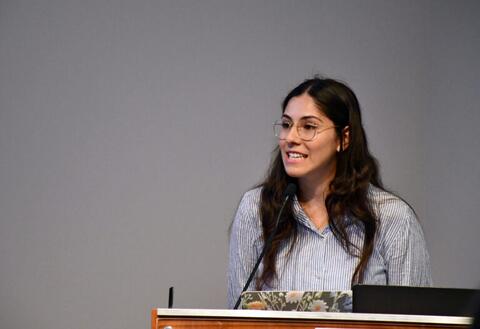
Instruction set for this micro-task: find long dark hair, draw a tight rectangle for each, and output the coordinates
[257,77,382,289]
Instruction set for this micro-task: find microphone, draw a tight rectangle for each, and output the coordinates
[168,286,174,308]
[283,183,297,200]
[233,183,297,309]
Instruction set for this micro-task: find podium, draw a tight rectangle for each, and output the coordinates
[151,308,472,329]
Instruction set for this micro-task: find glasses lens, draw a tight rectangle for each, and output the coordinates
[274,119,336,141]
[298,124,314,141]
[273,120,315,140]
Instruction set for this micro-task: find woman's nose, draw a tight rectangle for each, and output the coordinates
[284,126,301,143]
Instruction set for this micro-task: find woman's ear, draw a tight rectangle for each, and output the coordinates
[337,126,350,152]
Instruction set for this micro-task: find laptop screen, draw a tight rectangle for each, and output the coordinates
[241,290,352,312]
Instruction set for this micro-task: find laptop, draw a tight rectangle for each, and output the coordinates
[352,284,479,316]
[240,290,352,312]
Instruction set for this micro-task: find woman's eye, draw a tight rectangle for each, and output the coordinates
[281,122,292,128]
[303,124,317,130]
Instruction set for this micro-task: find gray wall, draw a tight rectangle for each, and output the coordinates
[1,1,479,328]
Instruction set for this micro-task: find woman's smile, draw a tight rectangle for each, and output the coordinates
[285,151,308,162]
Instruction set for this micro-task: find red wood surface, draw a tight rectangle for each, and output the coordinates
[153,315,469,329]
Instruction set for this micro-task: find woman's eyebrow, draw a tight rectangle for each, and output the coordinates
[282,114,323,121]
[301,115,323,121]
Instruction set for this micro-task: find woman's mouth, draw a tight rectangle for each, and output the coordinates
[287,151,307,159]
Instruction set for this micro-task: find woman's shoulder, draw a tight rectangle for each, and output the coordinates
[242,186,262,200]
[234,186,263,221]
[238,186,263,209]
[368,185,414,214]
[366,185,429,258]
[367,186,430,279]
[231,186,263,236]
[367,185,418,231]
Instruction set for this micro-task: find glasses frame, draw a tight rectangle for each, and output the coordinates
[273,119,338,141]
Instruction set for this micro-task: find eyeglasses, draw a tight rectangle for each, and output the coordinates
[273,119,337,141]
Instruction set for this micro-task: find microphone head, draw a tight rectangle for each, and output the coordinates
[283,183,297,198]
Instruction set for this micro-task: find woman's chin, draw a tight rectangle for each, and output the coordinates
[284,167,305,178]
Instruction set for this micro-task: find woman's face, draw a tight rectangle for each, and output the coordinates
[279,93,340,183]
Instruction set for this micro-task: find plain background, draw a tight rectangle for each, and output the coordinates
[1,1,479,328]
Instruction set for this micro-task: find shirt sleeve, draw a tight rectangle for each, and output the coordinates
[380,202,433,287]
[227,189,263,308]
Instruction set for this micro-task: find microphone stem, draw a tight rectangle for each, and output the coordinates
[233,195,292,309]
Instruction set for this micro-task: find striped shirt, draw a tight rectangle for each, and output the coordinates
[227,185,432,308]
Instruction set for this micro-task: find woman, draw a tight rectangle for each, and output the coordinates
[227,77,432,309]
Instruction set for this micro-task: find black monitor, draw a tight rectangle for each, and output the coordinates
[352,284,479,316]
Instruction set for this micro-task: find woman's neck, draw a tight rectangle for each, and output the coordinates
[296,167,336,230]
[297,168,335,204]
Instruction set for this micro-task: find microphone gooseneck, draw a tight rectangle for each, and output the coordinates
[233,183,297,309]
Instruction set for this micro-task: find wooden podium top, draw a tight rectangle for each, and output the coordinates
[152,308,472,329]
